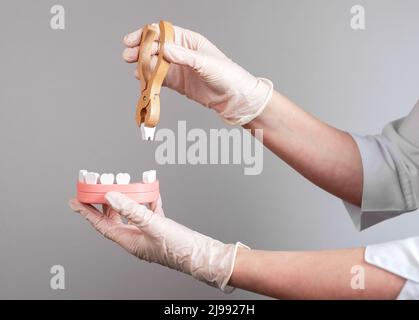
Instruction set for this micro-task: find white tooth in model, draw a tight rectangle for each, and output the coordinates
[116,173,131,185]
[141,125,156,141]
[85,172,99,184]
[78,169,87,183]
[142,170,156,183]
[100,173,115,185]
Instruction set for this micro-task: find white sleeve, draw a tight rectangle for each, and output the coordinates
[365,237,419,300]
[343,101,419,231]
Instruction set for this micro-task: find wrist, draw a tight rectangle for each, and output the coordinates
[190,240,250,293]
[219,78,274,126]
[224,243,250,291]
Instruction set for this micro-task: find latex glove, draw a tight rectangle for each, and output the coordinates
[69,192,248,291]
[123,24,273,125]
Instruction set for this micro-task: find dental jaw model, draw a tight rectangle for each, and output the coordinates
[76,22,171,202]
[136,20,174,141]
[77,170,159,204]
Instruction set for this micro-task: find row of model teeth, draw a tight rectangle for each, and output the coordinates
[79,170,156,185]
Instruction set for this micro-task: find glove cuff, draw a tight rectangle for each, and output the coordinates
[220,78,274,126]
[220,242,251,293]
[189,240,250,293]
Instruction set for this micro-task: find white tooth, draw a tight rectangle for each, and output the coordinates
[142,170,156,183]
[78,170,88,183]
[141,125,156,141]
[100,173,115,185]
[85,172,99,184]
[116,173,131,184]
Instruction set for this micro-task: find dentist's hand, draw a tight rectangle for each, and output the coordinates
[122,24,273,125]
[69,192,247,291]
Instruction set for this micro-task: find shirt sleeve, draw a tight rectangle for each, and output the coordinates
[365,237,419,299]
[343,101,419,231]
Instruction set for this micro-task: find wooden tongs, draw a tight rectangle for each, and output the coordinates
[136,20,174,141]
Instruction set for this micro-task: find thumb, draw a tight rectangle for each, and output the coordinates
[163,43,206,72]
[105,192,155,228]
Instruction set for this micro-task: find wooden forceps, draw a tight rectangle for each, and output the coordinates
[136,20,174,140]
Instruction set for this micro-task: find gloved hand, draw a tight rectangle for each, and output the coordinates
[69,192,248,291]
[122,24,273,125]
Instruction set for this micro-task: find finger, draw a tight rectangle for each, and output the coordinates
[149,201,156,212]
[102,204,109,215]
[70,199,101,222]
[124,24,207,50]
[102,204,121,223]
[123,23,159,47]
[122,47,139,63]
[169,25,209,50]
[156,195,163,208]
[69,199,117,236]
[122,42,159,63]
[163,43,205,71]
[105,192,154,228]
[150,195,164,217]
[123,28,143,47]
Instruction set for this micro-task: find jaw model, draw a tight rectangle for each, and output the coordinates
[77,170,159,204]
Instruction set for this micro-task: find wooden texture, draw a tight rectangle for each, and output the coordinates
[136,21,174,128]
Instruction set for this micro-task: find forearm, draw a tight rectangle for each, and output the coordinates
[229,247,405,299]
[245,91,363,206]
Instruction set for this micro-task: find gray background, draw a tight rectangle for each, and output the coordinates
[0,0,418,299]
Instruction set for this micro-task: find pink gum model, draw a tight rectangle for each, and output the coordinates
[77,180,160,204]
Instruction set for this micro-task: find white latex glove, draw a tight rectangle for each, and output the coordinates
[69,192,247,291]
[123,24,273,125]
